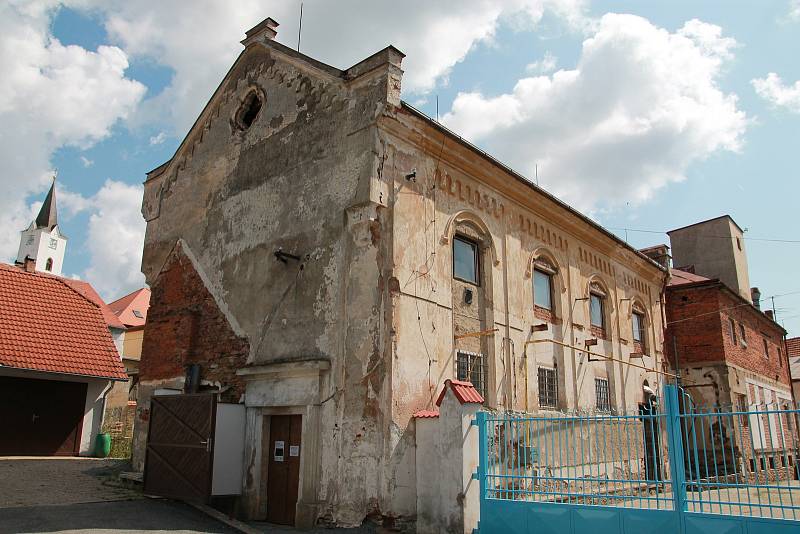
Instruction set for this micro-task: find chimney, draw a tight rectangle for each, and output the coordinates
[765,310,774,321]
[639,244,671,269]
[751,287,761,310]
[23,256,36,273]
[241,17,279,47]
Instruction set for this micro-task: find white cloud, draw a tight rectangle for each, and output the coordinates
[0,2,145,260]
[149,131,167,145]
[75,0,589,133]
[788,0,800,21]
[752,72,800,113]
[442,14,746,212]
[80,155,94,167]
[526,51,558,74]
[80,180,146,300]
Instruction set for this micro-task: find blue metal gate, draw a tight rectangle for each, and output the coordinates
[476,385,800,534]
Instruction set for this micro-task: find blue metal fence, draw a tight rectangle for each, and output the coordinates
[476,385,800,534]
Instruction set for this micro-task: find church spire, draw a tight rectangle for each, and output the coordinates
[35,176,58,230]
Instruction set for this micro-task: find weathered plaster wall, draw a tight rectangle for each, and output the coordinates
[377,106,668,520]
[137,37,404,526]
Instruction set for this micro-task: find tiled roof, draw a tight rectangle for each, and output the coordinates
[668,268,712,287]
[787,337,800,358]
[435,379,485,406]
[0,264,127,380]
[61,279,125,330]
[109,287,150,328]
[412,409,440,419]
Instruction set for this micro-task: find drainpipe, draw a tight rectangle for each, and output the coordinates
[98,380,115,432]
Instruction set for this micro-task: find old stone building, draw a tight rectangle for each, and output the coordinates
[133,18,668,529]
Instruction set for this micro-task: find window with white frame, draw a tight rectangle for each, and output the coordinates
[595,378,611,412]
[456,351,486,398]
[590,283,606,335]
[739,323,747,346]
[538,367,558,409]
[533,264,554,311]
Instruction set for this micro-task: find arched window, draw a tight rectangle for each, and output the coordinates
[235,89,263,130]
[589,281,607,337]
[45,258,53,271]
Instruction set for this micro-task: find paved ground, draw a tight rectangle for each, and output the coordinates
[0,458,238,533]
[0,499,240,534]
[0,457,139,508]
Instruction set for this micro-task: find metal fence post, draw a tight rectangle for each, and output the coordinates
[664,384,687,517]
[476,410,488,533]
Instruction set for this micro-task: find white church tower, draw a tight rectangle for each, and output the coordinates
[16,179,67,276]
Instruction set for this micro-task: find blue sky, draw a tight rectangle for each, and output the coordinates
[3,1,799,334]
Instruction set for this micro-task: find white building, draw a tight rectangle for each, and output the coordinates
[16,179,67,276]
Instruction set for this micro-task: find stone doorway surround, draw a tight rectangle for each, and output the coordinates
[237,359,330,528]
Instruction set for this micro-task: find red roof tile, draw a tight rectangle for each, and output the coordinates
[435,379,485,406]
[413,409,440,419]
[61,279,125,330]
[787,337,800,358]
[109,287,150,327]
[668,268,712,287]
[0,264,127,380]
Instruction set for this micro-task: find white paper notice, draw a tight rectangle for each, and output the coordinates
[289,445,300,457]
[274,440,285,462]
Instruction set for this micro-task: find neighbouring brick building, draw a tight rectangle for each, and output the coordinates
[789,337,800,400]
[642,216,794,473]
[133,17,668,530]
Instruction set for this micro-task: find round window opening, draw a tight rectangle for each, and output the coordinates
[235,90,263,130]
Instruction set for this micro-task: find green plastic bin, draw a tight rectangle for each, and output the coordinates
[94,432,111,458]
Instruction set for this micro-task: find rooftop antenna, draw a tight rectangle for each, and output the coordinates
[535,163,539,186]
[297,2,303,52]
[436,95,439,122]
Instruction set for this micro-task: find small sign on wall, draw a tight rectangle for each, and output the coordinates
[274,440,285,462]
[289,445,300,457]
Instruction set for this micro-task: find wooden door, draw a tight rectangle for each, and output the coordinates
[0,376,86,456]
[143,394,216,502]
[266,414,302,525]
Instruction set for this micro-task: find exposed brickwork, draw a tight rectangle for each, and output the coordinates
[665,281,790,387]
[139,243,249,401]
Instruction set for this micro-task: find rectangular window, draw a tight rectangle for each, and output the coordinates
[456,351,486,398]
[453,236,478,285]
[533,268,553,311]
[538,367,558,409]
[590,293,605,331]
[632,312,645,345]
[739,324,747,346]
[729,318,737,345]
[595,378,611,412]
[763,338,770,359]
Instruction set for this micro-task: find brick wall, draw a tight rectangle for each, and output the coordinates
[665,283,790,387]
[139,243,249,401]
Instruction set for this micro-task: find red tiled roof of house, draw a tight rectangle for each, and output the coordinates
[0,264,127,380]
[435,379,485,406]
[668,268,712,287]
[787,337,800,358]
[61,279,125,330]
[412,409,440,419]
[109,287,150,328]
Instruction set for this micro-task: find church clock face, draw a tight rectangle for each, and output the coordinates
[48,238,57,249]
[26,235,34,245]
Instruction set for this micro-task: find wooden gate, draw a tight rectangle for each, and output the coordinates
[143,393,217,502]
